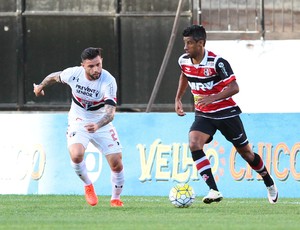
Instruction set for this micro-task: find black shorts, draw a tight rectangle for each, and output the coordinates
[190,115,249,147]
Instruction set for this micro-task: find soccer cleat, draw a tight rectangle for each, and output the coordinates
[267,184,278,204]
[84,184,98,206]
[202,189,223,204]
[110,199,124,207]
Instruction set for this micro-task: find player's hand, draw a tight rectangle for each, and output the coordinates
[33,83,45,97]
[84,123,99,133]
[175,100,186,116]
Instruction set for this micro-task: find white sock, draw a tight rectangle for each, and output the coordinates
[71,160,92,186]
[111,169,124,200]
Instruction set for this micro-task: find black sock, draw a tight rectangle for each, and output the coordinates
[192,149,218,191]
[249,153,274,187]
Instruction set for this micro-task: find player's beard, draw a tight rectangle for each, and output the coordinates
[90,73,100,80]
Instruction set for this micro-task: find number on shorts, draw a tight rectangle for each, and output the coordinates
[110,129,118,141]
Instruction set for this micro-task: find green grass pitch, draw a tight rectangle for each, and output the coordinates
[0,195,299,230]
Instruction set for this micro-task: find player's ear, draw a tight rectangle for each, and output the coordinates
[198,40,205,46]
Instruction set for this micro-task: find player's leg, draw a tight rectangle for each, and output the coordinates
[189,117,223,204]
[92,126,124,207]
[68,143,98,206]
[69,143,92,184]
[236,144,278,203]
[220,116,278,203]
[67,130,98,206]
[106,152,124,207]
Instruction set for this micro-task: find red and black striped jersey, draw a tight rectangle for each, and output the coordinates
[178,49,241,119]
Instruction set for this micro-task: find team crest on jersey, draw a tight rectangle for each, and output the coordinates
[204,68,212,76]
[80,99,93,110]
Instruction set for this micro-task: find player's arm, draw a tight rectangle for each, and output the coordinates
[96,104,116,128]
[204,80,239,103]
[175,72,189,116]
[85,80,118,133]
[197,58,239,107]
[212,57,239,99]
[84,104,116,133]
[33,71,62,97]
[197,81,239,108]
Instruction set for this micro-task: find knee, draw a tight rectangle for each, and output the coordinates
[69,144,85,164]
[70,152,84,164]
[109,157,123,172]
[189,140,201,152]
[71,157,83,164]
[111,163,123,172]
[107,153,123,172]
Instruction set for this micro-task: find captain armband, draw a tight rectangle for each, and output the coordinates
[105,99,116,106]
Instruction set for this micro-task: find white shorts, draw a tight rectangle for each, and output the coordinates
[66,122,122,155]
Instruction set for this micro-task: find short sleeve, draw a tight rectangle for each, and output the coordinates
[104,76,117,106]
[60,67,81,84]
[215,57,236,82]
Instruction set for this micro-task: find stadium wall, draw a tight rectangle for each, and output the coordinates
[1,39,300,198]
[0,112,299,198]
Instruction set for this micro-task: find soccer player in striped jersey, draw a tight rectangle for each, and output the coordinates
[175,25,278,204]
[33,47,124,207]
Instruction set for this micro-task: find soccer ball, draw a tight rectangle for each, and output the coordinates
[169,184,195,208]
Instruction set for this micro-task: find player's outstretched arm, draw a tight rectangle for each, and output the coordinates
[33,71,62,97]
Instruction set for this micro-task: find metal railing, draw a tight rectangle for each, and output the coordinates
[195,0,300,40]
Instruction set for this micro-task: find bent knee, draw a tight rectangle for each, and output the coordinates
[189,140,200,152]
[110,163,123,172]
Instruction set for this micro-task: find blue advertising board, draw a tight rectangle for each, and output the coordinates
[0,112,299,198]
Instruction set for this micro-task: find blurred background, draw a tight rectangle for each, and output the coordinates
[0,0,299,112]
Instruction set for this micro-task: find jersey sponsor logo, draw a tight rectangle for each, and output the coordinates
[188,81,214,90]
[218,62,228,77]
[75,84,100,97]
[108,83,114,97]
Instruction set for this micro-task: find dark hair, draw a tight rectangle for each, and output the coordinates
[182,25,206,42]
[81,47,103,61]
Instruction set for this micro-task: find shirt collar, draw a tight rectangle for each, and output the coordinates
[199,49,208,66]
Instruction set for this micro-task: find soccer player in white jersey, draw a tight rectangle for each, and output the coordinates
[33,47,124,207]
[175,25,278,204]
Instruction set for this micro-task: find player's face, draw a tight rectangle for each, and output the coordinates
[183,36,204,60]
[82,56,103,80]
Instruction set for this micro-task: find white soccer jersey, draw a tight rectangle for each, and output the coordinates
[60,66,117,126]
